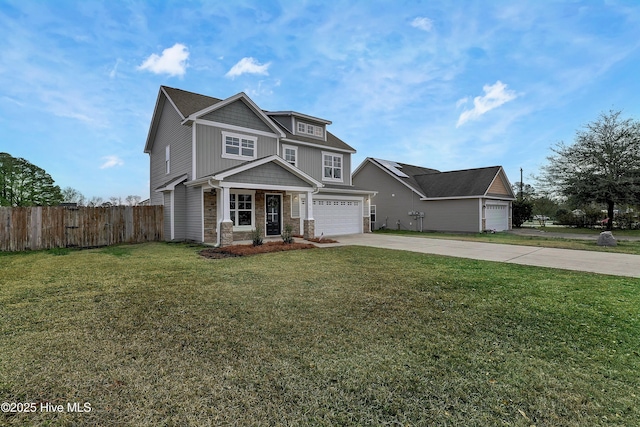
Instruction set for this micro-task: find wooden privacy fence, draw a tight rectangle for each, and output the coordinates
[0,206,164,252]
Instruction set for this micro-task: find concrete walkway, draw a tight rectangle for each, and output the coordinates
[324,234,640,278]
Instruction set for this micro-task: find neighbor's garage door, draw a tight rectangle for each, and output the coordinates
[485,203,509,231]
[313,198,362,236]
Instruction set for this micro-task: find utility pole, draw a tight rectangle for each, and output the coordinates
[519,167,523,200]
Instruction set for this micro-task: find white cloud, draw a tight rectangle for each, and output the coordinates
[109,59,121,79]
[457,81,517,127]
[411,17,434,32]
[100,155,124,169]
[225,57,270,78]
[138,43,189,77]
[456,97,469,108]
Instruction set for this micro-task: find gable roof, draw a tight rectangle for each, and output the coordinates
[144,86,356,154]
[162,86,223,119]
[357,157,515,200]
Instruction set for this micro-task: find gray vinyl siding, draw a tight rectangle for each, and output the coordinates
[184,185,202,241]
[228,162,310,187]
[201,100,272,133]
[149,100,192,206]
[173,184,186,240]
[353,161,482,233]
[195,124,278,178]
[354,162,422,230]
[422,199,480,233]
[295,144,352,186]
[270,115,293,132]
[163,192,172,240]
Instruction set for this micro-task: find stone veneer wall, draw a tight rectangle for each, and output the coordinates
[204,190,217,244]
[203,189,301,244]
[283,194,300,236]
[363,217,370,233]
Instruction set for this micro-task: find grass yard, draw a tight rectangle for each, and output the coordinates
[1,243,639,426]
[375,229,640,255]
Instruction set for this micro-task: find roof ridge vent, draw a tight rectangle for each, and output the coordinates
[373,158,409,178]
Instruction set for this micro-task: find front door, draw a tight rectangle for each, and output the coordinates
[266,194,281,236]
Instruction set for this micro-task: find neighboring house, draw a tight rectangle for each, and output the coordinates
[144,86,375,245]
[352,158,516,233]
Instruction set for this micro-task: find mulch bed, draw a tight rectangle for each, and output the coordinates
[200,241,318,259]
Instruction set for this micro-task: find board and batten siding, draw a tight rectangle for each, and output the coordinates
[163,192,172,239]
[173,184,187,240]
[149,99,193,206]
[195,124,278,179]
[201,100,273,133]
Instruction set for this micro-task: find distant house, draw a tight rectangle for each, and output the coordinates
[144,86,375,245]
[352,158,516,233]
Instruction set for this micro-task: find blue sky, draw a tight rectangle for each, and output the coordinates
[1,1,639,201]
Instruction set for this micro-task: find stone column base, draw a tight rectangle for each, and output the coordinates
[220,221,233,246]
[303,219,315,240]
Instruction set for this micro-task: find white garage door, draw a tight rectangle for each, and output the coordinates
[313,198,363,236]
[485,203,509,231]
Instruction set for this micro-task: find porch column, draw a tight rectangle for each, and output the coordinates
[220,186,233,246]
[303,191,315,239]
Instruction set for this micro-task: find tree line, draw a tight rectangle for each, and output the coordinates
[514,110,640,230]
[0,152,142,207]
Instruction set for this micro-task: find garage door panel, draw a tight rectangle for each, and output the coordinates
[486,204,508,231]
[313,198,362,236]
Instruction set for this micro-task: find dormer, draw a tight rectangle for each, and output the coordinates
[267,111,331,142]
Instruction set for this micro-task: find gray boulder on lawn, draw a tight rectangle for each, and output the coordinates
[597,231,617,247]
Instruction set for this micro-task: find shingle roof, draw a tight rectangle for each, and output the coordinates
[161,86,355,152]
[369,158,510,199]
[161,86,223,118]
[414,166,502,198]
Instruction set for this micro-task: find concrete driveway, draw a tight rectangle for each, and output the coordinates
[326,234,640,278]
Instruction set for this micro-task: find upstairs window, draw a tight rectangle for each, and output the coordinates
[165,145,170,174]
[322,152,343,182]
[222,131,257,160]
[282,144,297,167]
[296,121,324,138]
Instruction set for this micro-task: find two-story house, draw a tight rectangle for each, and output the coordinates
[144,86,375,245]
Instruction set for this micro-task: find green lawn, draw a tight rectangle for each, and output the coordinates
[1,243,639,426]
[375,228,640,255]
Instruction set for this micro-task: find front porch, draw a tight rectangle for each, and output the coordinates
[203,188,316,246]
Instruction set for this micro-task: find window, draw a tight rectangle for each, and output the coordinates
[222,131,257,160]
[322,152,343,182]
[370,205,376,223]
[282,144,298,167]
[296,120,324,138]
[165,145,170,174]
[230,191,254,230]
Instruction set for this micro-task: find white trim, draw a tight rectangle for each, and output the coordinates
[170,190,175,240]
[212,155,323,188]
[314,194,364,201]
[264,193,283,236]
[221,130,257,161]
[420,195,515,201]
[220,182,314,192]
[281,144,298,167]
[268,110,332,125]
[161,87,186,120]
[155,174,188,192]
[195,119,280,139]
[229,189,256,232]
[192,125,197,180]
[183,92,286,138]
[281,137,355,154]
[358,158,426,199]
[295,119,325,141]
[479,199,483,232]
[201,188,205,243]
[322,151,344,183]
[318,187,377,196]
